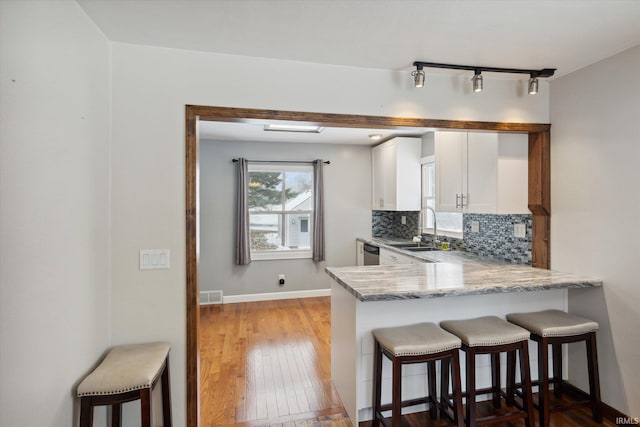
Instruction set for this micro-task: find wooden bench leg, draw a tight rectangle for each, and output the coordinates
[586,332,603,422]
[140,388,152,427]
[80,397,93,427]
[111,403,121,427]
[491,353,501,408]
[162,358,172,426]
[466,348,477,427]
[552,343,563,398]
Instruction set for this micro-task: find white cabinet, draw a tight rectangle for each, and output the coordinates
[434,131,528,214]
[356,241,364,266]
[379,248,414,265]
[371,137,421,211]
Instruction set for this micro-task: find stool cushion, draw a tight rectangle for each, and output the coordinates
[77,342,171,397]
[506,309,598,337]
[373,322,461,356]
[440,316,530,347]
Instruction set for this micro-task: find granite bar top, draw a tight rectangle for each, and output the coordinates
[325,238,602,302]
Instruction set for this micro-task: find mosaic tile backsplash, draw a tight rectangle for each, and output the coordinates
[372,211,532,264]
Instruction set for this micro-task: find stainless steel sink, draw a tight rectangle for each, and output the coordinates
[404,246,440,252]
[387,242,440,251]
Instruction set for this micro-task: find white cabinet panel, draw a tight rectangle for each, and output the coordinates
[356,241,364,266]
[434,131,526,214]
[371,137,421,211]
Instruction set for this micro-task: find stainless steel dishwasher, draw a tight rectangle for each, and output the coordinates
[363,243,380,265]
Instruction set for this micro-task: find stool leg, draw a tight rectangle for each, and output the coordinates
[506,350,516,406]
[586,332,603,422]
[552,343,563,398]
[428,360,438,419]
[391,357,402,427]
[371,341,382,427]
[440,357,451,415]
[111,403,121,427]
[451,351,465,427]
[161,359,172,426]
[490,353,501,408]
[537,337,550,427]
[520,342,536,427]
[79,397,93,427]
[141,388,152,427]
[465,348,477,427]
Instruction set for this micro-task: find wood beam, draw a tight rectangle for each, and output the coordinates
[528,131,551,268]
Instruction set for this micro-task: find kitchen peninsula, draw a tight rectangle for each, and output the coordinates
[326,239,602,423]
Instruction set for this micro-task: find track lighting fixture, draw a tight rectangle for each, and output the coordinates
[411,64,425,88]
[528,74,539,95]
[412,61,555,94]
[472,70,483,92]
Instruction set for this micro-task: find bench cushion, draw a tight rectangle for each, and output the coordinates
[507,309,598,337]
[373,322,461,356]
[440,316,530,347]
[77,342,171,397]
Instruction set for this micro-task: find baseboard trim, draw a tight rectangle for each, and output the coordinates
[222,288,331,304]
[562,381,634,424]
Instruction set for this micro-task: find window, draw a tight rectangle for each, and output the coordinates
[248,163,314,260]
[421,159,463,237]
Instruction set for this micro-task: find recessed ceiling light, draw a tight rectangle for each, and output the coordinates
[369,134,382,141]
[264,124,324,133]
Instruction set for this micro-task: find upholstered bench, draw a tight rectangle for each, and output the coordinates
[77,342,172,427]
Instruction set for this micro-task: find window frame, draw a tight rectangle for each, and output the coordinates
[247,162,314,261]
[420,157,464,239]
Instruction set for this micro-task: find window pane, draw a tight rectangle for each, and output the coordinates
[250,213,311,251]
[248,171,283,211]
[284,170,313,209]
[436,212,463,234]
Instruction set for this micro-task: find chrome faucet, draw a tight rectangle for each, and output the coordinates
[418,207,439,248]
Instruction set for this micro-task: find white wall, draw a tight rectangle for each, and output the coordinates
[200,140,371,296]
[551,44,640,414]
[108,42,549,425]
[0,1,111,426]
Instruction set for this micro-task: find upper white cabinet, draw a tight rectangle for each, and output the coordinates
[371,137,421,211]
[434,131,528,214]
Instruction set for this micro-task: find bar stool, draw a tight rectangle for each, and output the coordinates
[440,316,535,427]
[372,322,464,427]
[506,309,602,427]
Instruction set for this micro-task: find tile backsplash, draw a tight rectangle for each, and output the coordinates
[371,210,419,240]
[462,213,532,264]
[372,211,532,264]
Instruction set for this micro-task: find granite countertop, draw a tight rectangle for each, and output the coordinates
[325,238,602,302]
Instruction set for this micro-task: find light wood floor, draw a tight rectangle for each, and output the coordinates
[200,297,348,426]
[200,296,616,427]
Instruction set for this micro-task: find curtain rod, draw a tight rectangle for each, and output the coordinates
[232,159,330,164]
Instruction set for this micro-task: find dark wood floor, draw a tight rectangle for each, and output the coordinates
[200,296,615,427]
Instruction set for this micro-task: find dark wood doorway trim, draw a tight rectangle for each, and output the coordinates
[184,105,551,427]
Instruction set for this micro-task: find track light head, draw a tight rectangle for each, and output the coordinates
[411,65,425,88]
[528,74,539,95]
[472,70,483,92]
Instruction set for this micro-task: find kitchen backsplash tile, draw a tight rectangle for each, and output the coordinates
[372,211,532,264]
[462,213,532,264]
[371,210,419,240]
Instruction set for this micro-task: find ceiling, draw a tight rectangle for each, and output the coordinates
[77,0,640,144]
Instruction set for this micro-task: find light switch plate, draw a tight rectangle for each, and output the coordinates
[401,215,406,225]
[471,221,480,233]
[140,249,170,270]
[514,224,526,238]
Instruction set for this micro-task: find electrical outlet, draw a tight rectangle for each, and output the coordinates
[514,224,526,238]
[471,221,480,233]
[401,216,406,225]
[278,274,285,286]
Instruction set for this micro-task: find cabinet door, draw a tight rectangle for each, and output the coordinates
[435,132,465,212]
[466,132,498,213]
[371,144,386,209]
[383,141,397,210]
[356,241,364,266]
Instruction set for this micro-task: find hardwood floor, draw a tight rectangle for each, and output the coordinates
[200,297,347,426]
[200,296,616,427]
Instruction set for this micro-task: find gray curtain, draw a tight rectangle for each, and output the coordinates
[312,160,325,262]
[235,158,251,265]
